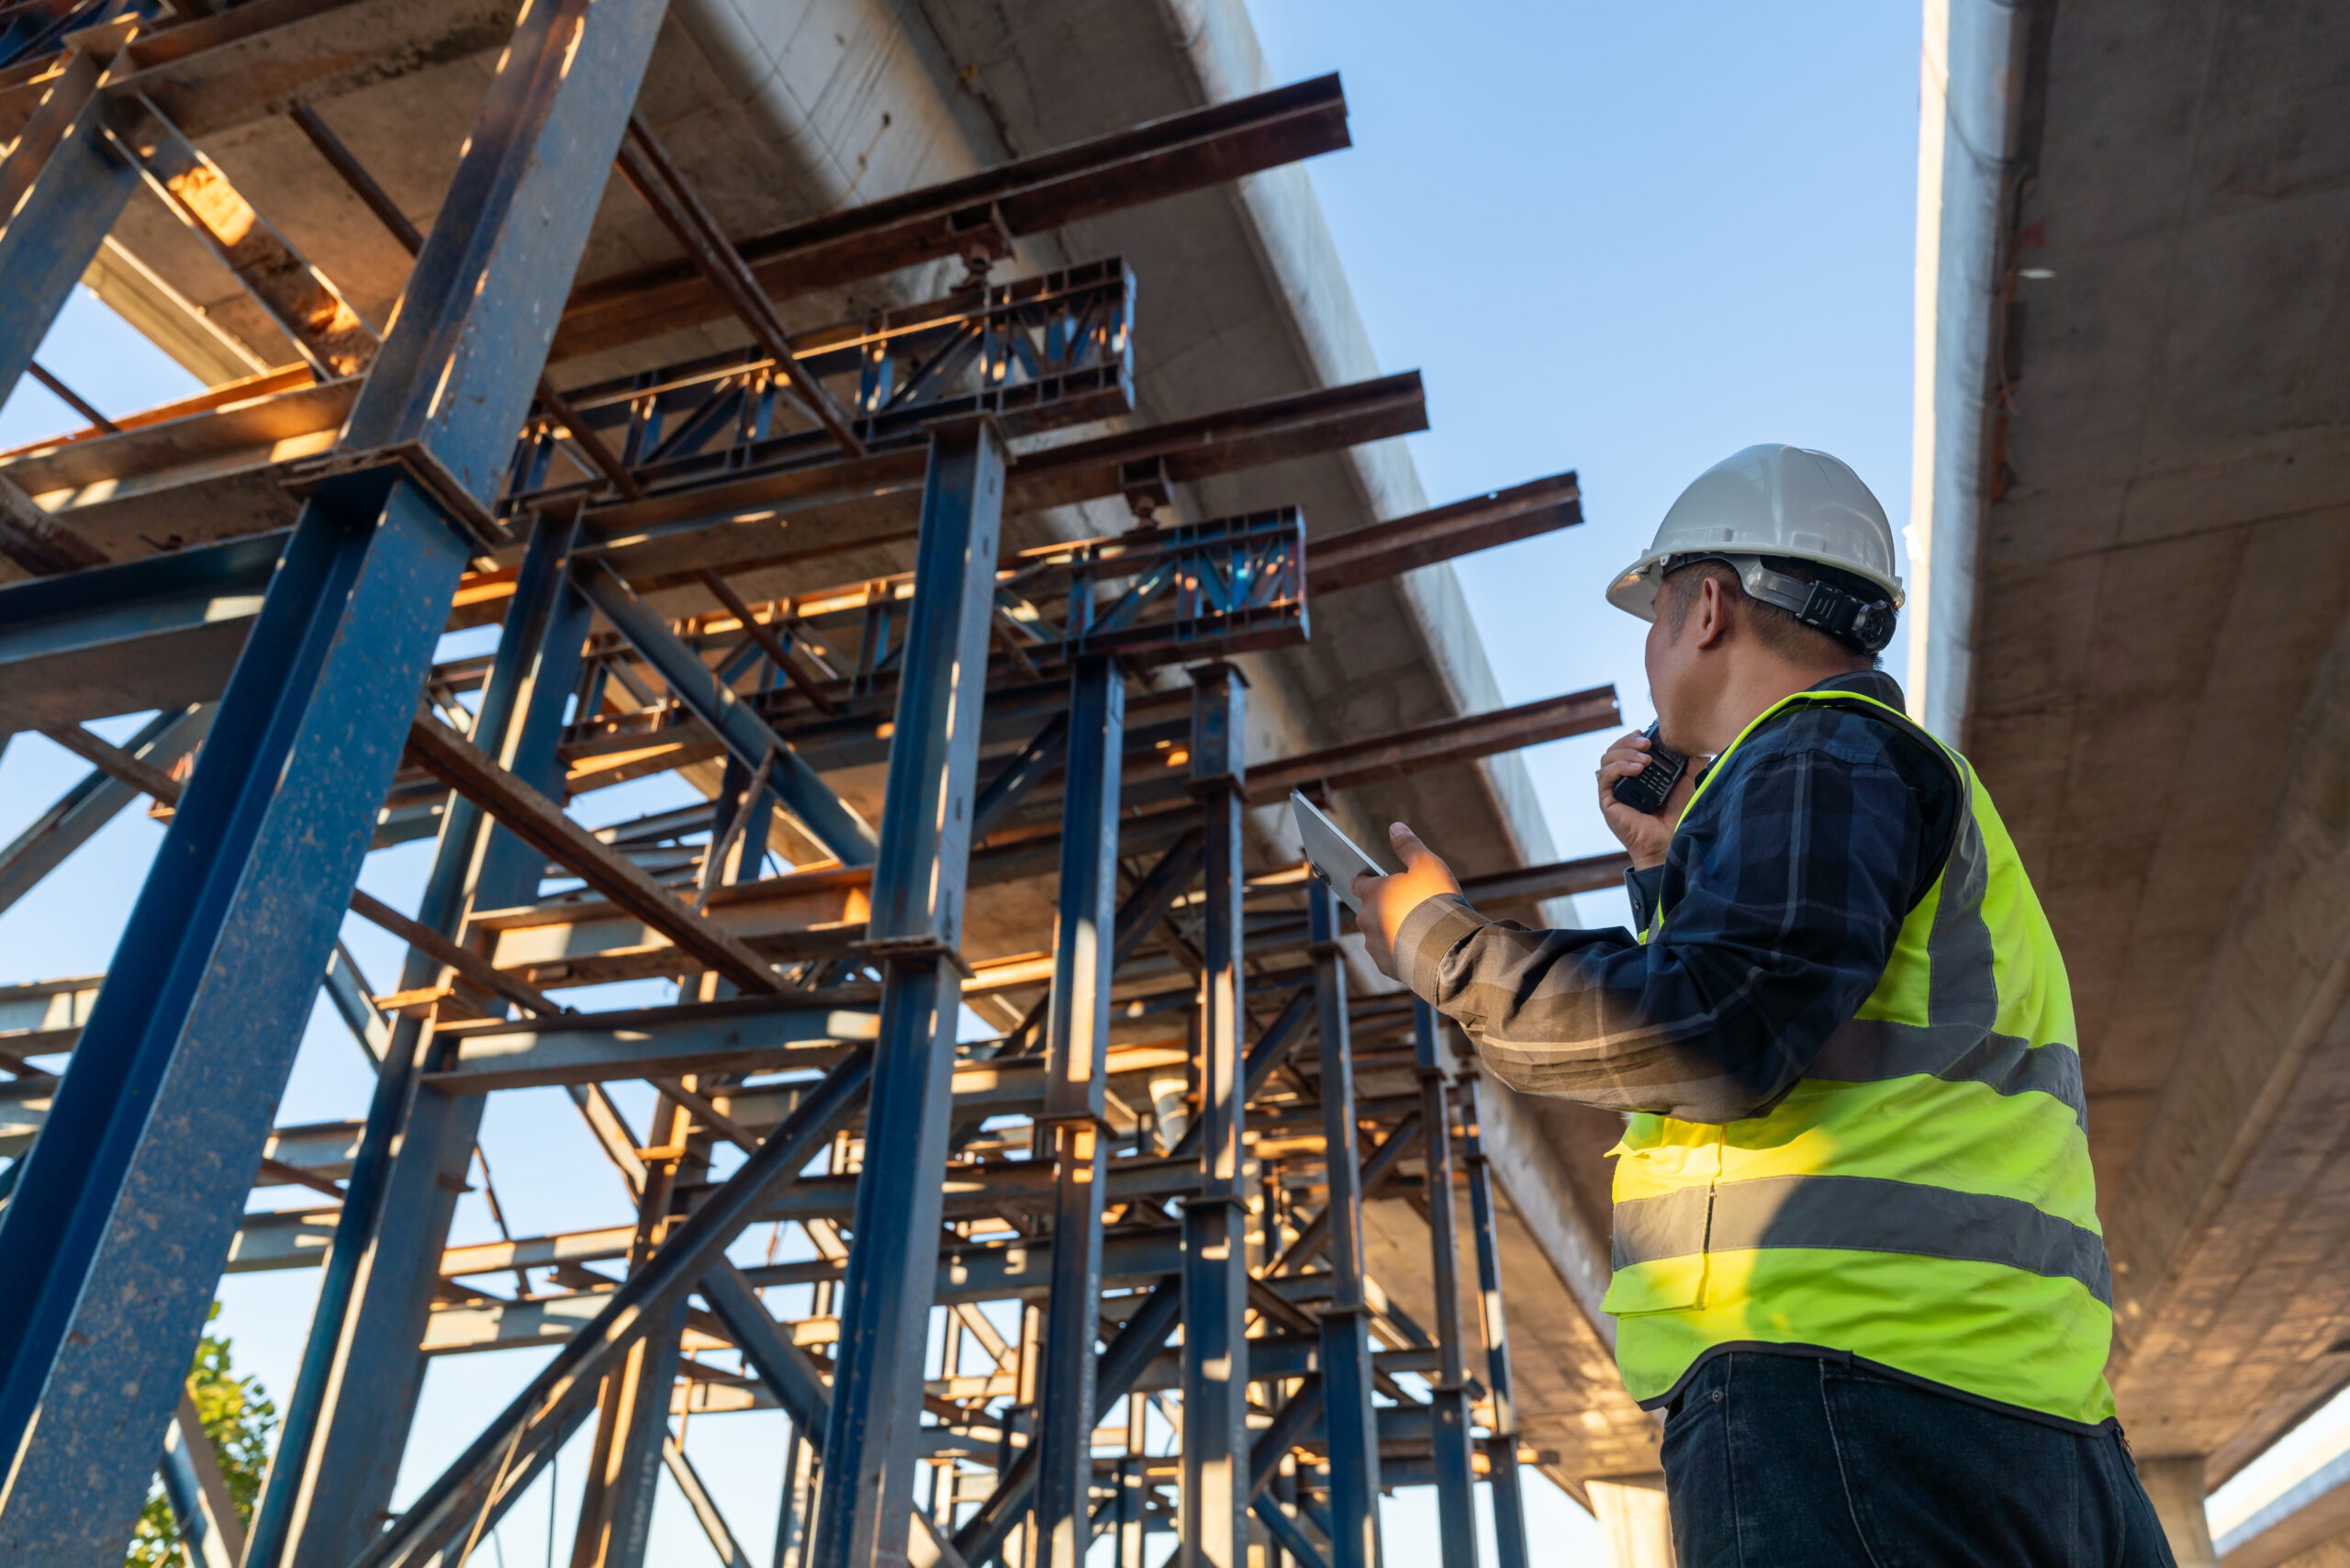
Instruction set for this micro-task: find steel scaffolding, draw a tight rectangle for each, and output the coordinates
[0,3,1620,1565]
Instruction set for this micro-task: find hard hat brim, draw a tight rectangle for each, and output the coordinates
[1604,546,1906,624]
[1606,551,1672,623]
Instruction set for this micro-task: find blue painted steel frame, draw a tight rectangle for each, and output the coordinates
[811,420,1006,1568]
[252,510,588,1568]
[0,45,136,407]
[1460,1075,1530,1568]
[577,562,878,865]
[1033,654,1125,1568]
[1308,880,1384,1568]
[0,0,670,1555]
[1182,662,1250,1568]
[1413,1000,1479,1568]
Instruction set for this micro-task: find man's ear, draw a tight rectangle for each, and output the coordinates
[1694,575,1734,650]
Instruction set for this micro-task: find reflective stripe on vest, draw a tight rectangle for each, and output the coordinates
[1608,687,2115,1427]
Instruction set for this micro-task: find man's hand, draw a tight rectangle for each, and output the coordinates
[1596,729,1698,870]
[1350,822,1462,980]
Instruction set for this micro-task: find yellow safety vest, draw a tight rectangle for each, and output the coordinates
[1604,686,2115,1427]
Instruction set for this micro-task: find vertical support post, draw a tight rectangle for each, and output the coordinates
[810,420,1005,1568]
[1116,1442,1146,1568]
[569,1279,688,1568]
[0,0,668,1554]
[157,1391,244,1568]
[1031,655,1125,1568]
[285,564,592,1568]
[1414,1000,1479,1568]
[1181,662,1250,1568]
[1307,879,1382,1568]
[253,510,585,1568]
[1459,1072,1529,1568]
[776,1424,820,1568]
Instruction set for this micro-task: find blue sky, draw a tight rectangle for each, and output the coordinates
[0,1,1927,1561]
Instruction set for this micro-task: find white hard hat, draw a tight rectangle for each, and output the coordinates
[1606,445,1905,631]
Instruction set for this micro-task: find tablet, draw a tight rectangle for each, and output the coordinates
[1290,790,1388,913]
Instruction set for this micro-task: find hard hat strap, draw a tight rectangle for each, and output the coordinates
[1667,553,1897,655]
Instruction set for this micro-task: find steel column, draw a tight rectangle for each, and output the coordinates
[157,1391,244,1568]
[1181,662,1250,1568]
[777,1424,822,1568]
[1031,654,1125,1568]
[1308,879,1383,1568]
[0,0,668,1553]
[570,1288,690,1568]
[810,420,1007,1568]
[1460,1073,1529,1568]
[282,552,595,1568]
[1413,1000,1478,1568]
[251,509,583,1568]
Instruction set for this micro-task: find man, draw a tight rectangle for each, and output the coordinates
[1352,446,2172,1566]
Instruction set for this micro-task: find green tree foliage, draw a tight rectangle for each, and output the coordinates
[126,1304,277,1568]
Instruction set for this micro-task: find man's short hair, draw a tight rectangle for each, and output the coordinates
[1658,555,1891,666]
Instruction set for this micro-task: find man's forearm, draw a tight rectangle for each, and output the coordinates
[1390,893,1772,1117]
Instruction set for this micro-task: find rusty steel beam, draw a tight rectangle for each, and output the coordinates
[0,473,106,575]
[1307,473,1581,597]
[1457,853,1632,908]
[553,75,1349,358]
[97,0,522,139]
[614,115,865,458]
[402,713,783,995]
[1242,685,1621,803]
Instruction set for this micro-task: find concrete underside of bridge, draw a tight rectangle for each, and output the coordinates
[1919,0,2350,1517]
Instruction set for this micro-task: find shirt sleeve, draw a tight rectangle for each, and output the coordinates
[1390,728,1930,1122]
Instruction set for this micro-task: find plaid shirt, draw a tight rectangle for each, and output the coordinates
[1393,672,1960,1123]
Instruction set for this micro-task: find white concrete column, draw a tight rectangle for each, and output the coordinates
[2136,1454,2219,1568]
[1588,1474,1675,1568]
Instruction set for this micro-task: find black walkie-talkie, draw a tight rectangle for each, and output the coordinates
[1610,722,1688,815]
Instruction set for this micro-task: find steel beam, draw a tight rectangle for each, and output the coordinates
[952,1276,1184,1567]
[1309,881,1383,1568]
[1454,852,1632,909]
[1182,662,1250,1568]
[1032,655,1125,1568]
[404,711,785,992]
[1414,1001,1478,1568]
[1237,686,1619,806]
[352,1051,873,1568]
[553,75,1349,356]
[1305,473,1580,597]
[576,561,877,865]
[156,1388,244,1568]
[1460,1073,1529,1568]
[811,421,1006,1568]
[0,0,668,1553]
[0,704,209,914]
[0,42,137,409]
[0,531,282,731]
[253,511,585,1568]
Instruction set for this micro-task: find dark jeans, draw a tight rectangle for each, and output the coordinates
[1659,1351,2177,1567]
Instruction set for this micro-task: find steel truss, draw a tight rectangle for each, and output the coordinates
[0,4,1609,1565]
